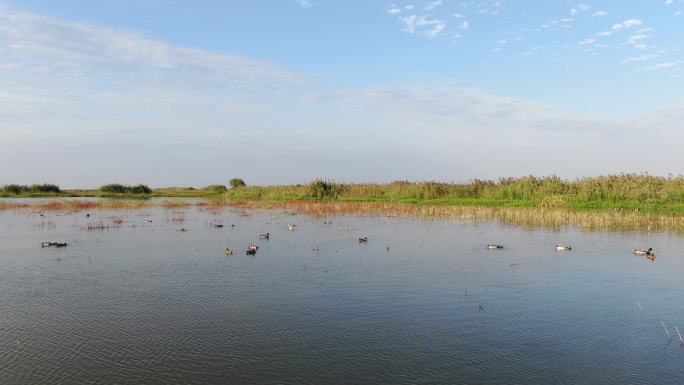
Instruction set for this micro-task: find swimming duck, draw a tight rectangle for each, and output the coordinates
[212,224,224,228]
[225,248,234,256]
[555,244,572,251]
[358,237,368,243]
[260,233,270,239]
[248,244,259,251]
[633,248,654,256]
[288,224,296,230]
[246,248,256,255]
[487,244,504,249]
[144,219,153,223]
[41,241,67,248]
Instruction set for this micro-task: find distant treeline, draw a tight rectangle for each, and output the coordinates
[1,184,62,195]
[221,174,684,210]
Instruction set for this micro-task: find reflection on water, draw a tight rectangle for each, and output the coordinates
[1,203,684,385]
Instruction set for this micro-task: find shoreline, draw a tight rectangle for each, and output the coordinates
[3,197,684,233]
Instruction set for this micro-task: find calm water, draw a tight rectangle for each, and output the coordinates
[1,201,684,384]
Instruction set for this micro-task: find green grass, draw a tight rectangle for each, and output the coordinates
[216,174,684,214]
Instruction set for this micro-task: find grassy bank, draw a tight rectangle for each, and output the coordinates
[219,175,684,214]
[5,174,684,214]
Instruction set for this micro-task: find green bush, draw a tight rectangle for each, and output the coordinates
[100,184,151,194]
[306,179,345,199]
[1,184,61,195]
[203,184,228,193]
[229,178,246,189]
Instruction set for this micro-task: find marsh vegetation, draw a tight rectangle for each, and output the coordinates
[220,174,684,214]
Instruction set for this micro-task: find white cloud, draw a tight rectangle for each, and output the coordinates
[0,6,302,94]
[579,38,596,45]
[626,32,651,46]
[621,54,659,64]
[592,11,608,17]
[400,14,447,38]
[296,0,312,7]
[642,62,679,70]
[387,7,401,14]
[612,19,643,30]
[578,3,591,11]
[665,0,674,5]
[423,0,442,11]
[458,20,469,30]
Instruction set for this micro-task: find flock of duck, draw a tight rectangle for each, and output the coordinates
[222,223,375,256]
[39,215,657,262]
[487,243,656,260]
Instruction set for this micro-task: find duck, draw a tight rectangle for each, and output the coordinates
[248,243,259,251]
[41,241,67,248]
[212,224,224,228]
[246,248,256,255]
[633,247,654,256]
[260,233,270,239]
[144,219,153,223]
[288,224,296,230]
[555,244,572,251]
[487,244,504,249]
[225,248,233,256]
[358,237,368,243]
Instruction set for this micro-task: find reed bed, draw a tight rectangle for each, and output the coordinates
[231,200,684,233]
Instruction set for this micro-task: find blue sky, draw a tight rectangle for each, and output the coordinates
[1,0,683,187]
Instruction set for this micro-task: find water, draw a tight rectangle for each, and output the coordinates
[1,201,684,384]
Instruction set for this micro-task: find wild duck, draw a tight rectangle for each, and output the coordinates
[555,245,572,251]
[41,242,67,248]
[260,233,270,239]
[634,248,653,256]
[358,237,368,243]
[487,244,504,249]
[225,248,234,256]
[288,224,296,230]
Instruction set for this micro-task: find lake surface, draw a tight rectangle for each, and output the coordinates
[2,201,684,384]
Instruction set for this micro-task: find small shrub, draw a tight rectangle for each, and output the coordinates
[306,179,344,199]
[100,184,151,195]
[230,178,246,189]
[1,184,61,195]
[203,184,228,193]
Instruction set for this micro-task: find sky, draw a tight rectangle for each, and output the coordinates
[1,0,683,187]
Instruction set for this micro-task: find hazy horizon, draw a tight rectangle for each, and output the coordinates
[2,0,683,187]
